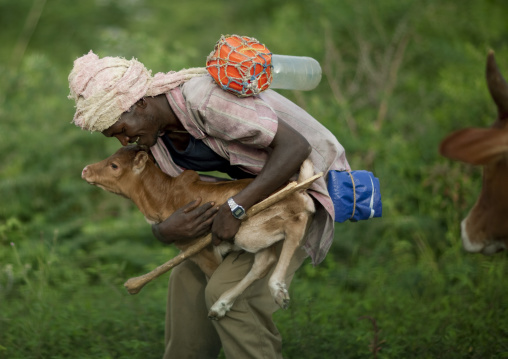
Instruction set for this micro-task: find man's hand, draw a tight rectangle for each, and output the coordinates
[211,203,242,246]
[152,198,219,244]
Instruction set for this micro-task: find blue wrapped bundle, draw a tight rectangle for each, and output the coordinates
[327,170,382,223]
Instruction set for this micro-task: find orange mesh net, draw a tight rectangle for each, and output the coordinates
[206,35,273,97]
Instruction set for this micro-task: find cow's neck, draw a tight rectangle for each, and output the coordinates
[481,160,508,207]
[127,163,181,223]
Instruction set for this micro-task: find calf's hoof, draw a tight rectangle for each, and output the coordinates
[208,300,232,320]
[270,281,290,309]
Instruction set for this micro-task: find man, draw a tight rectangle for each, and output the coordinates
[69,50,349,358]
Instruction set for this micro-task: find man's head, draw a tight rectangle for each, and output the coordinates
[68,51,207,140]
[101,97,170,147]
[68,51,151,133]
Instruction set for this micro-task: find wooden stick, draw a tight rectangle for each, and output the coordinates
[124,235,212,294]
[247,172,323,217]
[123,172,323,295]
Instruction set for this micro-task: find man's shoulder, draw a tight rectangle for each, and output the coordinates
[181,75,217,103]
[184,73,216,88]
[181,74,261,112]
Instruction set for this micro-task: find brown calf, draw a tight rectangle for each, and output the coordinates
[440,51,508,255]
[82,145,318,319]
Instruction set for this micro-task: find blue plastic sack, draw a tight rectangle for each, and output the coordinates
[327,170,382,223]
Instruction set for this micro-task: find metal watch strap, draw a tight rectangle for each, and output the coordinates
[227,197,246,220]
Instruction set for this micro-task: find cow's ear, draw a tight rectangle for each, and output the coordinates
[440,127,508,165]
[487,51,508,118]
[133,151,149,174]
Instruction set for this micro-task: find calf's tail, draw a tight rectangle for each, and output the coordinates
[297,159,315,184]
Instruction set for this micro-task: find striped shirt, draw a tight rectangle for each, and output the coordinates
[150,75,350,265]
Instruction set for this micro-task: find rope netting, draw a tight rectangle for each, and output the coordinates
[206,35,273,97]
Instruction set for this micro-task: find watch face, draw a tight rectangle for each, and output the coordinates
[233,207,245,217]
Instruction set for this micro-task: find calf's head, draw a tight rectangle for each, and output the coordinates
[82,145,152,198]
[440,51,508,255]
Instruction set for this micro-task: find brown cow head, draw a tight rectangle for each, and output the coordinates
[81,145,152,198]
[440,51,508,255]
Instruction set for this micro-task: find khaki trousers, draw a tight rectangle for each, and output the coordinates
[162,243,308,359]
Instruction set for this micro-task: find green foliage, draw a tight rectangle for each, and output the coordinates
[1,0,508,358]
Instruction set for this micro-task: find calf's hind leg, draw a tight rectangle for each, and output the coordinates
[208,246,277,320]
[269,213,310,309]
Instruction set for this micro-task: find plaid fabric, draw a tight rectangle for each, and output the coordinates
[151,75,350,265]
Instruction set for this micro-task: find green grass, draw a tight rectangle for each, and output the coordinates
[2,0,508,357]
[1,223,507,358]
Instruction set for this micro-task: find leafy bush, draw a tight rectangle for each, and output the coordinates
[1,0,508,358]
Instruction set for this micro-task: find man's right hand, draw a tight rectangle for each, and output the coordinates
[151,198,219,244]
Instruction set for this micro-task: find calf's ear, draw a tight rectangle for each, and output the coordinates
[133,151,149,174]
[440,127,508,165]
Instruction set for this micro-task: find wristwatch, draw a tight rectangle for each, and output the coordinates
[227,197,246,220]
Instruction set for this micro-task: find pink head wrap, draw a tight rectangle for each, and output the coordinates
[68,50,207,132]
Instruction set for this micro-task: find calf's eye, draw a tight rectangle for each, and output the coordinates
[111,163,118,169]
